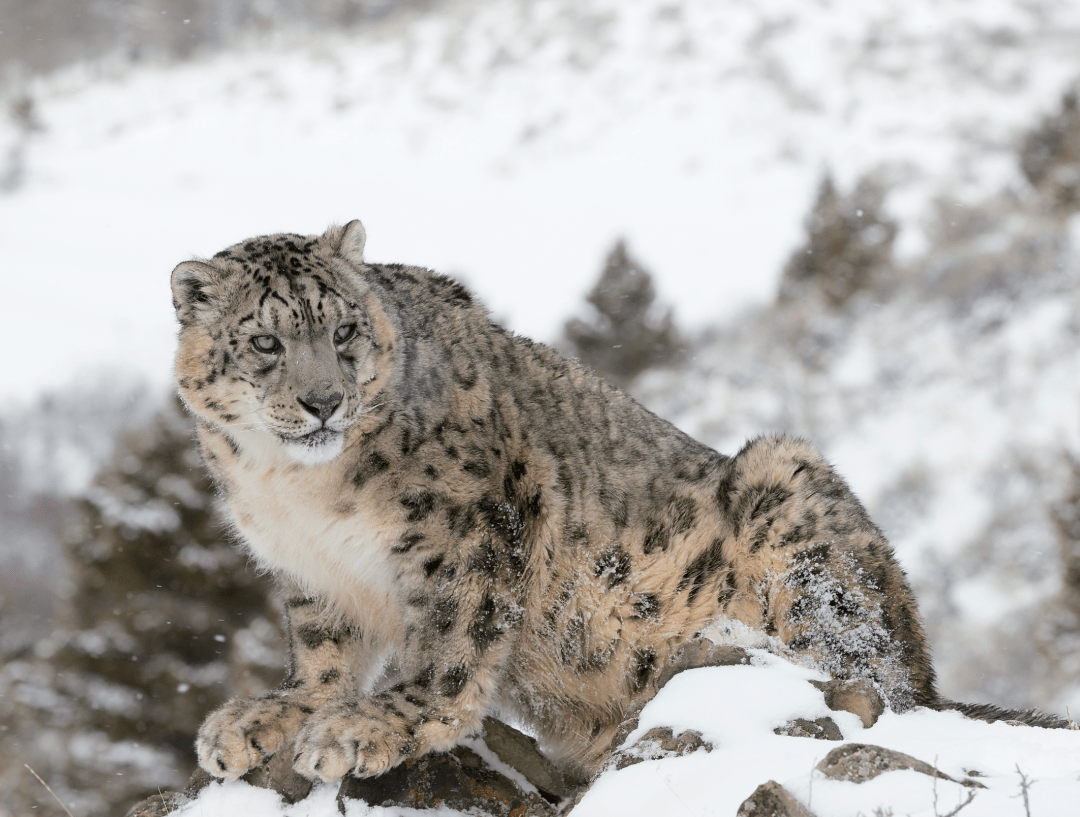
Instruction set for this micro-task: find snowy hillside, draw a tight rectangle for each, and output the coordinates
[2,0,1080,400]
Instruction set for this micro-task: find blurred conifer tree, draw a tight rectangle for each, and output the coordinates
[1020,86,1080,214]
[778,174,897,307]
[563,240,682,389]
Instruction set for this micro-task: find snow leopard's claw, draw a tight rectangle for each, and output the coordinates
[293,699,410,782]
[196,695,311,780]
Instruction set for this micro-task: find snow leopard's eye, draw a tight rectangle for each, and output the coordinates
[334,323,357,345]
[251,335,281,354]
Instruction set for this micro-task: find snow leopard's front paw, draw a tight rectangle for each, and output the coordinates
[292,697,420,782]
[196,695,313,780]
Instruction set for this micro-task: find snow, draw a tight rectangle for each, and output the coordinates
[3,0,1080,401]
[175,777,340,817]
[173,653,1080,817]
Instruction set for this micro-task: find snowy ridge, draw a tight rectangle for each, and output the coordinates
[577,654,1080,817]
[174,654,1080,817]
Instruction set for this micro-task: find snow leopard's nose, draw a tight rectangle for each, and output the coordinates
[297,389,343,422]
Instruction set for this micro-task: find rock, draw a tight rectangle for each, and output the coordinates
[655,641,751,690]
[607,639,749,757]
[736,780,817,817]
[179,753,314,805]
[773,717,843,741]
[124,764,232,817]
[607,699,650,757]
[240,750,314,804]
[185,766,215,798]
[123,791,190,817]
[148,721,565,817]
[810,678,885,728]
[816,743,979,787]
[608,727,713,771]
[337,745,554,816]
[559,786,590,816]
[482,716,577,801]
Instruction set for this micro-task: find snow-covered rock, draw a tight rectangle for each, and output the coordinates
[162,652,1080,817]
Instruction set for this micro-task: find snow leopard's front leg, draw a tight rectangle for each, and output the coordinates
[292,551,524,782]
[196,579,365,779]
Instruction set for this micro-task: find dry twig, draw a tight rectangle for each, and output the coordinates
[939,790,976,817]
[1015,764,1034,817]
[933,756,977,817]
[24,764,75,817]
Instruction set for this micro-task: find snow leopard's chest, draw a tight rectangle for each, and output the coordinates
[221,445,408,649]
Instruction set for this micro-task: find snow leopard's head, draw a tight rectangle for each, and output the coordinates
[170,220,395,465]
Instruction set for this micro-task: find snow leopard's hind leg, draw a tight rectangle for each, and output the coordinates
[716,434,937,711]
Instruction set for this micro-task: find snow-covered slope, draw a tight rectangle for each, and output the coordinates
[172,653,1080,817]
[3,0,1080,400]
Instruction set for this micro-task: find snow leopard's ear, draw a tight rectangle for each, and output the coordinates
[332,219,367,266]
[171,260,226,325]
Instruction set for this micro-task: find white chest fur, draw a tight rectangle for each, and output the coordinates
[214,429,406,652]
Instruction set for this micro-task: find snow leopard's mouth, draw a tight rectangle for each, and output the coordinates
[292,428,340,448]
[281,428,346,465]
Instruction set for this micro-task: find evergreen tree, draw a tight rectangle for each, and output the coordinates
[1020,86,1080,214]
[779,174,897,307]
[563,240,681,389]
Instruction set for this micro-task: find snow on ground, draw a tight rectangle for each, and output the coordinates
[577,655,1080,817]
[3,0,1080,402]
[172,653,1080,817]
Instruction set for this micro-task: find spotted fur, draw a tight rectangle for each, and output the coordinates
[175,221,949,785]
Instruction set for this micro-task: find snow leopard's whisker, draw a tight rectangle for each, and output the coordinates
[222,407,266,420]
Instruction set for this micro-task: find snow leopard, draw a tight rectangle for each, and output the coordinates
[170,221,1057,787]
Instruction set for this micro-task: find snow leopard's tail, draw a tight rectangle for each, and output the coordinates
[936,699,1075,729]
